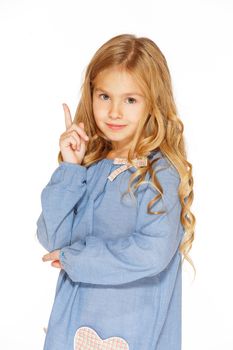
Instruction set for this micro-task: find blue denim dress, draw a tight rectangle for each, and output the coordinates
[36,149,184,350]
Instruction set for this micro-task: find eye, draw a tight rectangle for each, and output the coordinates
[98,94,137,104]
[99,93,109,100]
[126,97,136,104]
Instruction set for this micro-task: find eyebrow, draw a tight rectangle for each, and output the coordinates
[94,87,144,97]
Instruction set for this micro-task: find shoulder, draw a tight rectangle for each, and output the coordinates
[137,150,181,212]
[145,150,181,201]
[148,149,180,181]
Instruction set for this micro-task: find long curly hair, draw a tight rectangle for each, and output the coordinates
[58,33,196,278]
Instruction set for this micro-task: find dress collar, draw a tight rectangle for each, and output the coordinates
[111,149,158,166]
[113,157,148,166]
[107,150,158,182]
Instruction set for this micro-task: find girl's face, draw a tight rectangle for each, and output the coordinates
[92,66,147,153]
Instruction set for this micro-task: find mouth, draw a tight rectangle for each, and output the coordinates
[106,123,127,131]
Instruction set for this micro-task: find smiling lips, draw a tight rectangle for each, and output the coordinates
[106,123,127,130]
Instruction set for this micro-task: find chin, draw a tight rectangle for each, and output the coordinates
[106,135,126,141]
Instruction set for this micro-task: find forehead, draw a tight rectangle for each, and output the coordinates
[94,67,135,82]
[93,68,144,96]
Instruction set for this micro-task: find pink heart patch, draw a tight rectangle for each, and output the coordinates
[74,326,129,349]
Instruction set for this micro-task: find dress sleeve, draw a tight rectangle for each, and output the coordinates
[36,161,87,252]
[59,164,185,285]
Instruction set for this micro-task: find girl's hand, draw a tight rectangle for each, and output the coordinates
[59,103,89,165]
[42,250,64,269]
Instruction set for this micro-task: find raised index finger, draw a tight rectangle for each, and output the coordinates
[62,103,73,130]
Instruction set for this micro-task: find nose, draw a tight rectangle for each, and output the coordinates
[108,100,123,119]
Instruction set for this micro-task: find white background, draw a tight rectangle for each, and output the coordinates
[0,0,232,349]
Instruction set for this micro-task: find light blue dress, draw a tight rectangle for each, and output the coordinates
[36,149,184,350]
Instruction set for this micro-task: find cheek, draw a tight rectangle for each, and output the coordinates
[93,103,106,127]
[93,100,106,117]
[92,98,98,113]
[92,101,100,119]
[127,108,144,125]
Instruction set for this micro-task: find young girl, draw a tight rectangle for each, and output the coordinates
[36,33,195,350]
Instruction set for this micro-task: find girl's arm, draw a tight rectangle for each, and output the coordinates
[36,161,87,252]
[59,165,184,285]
